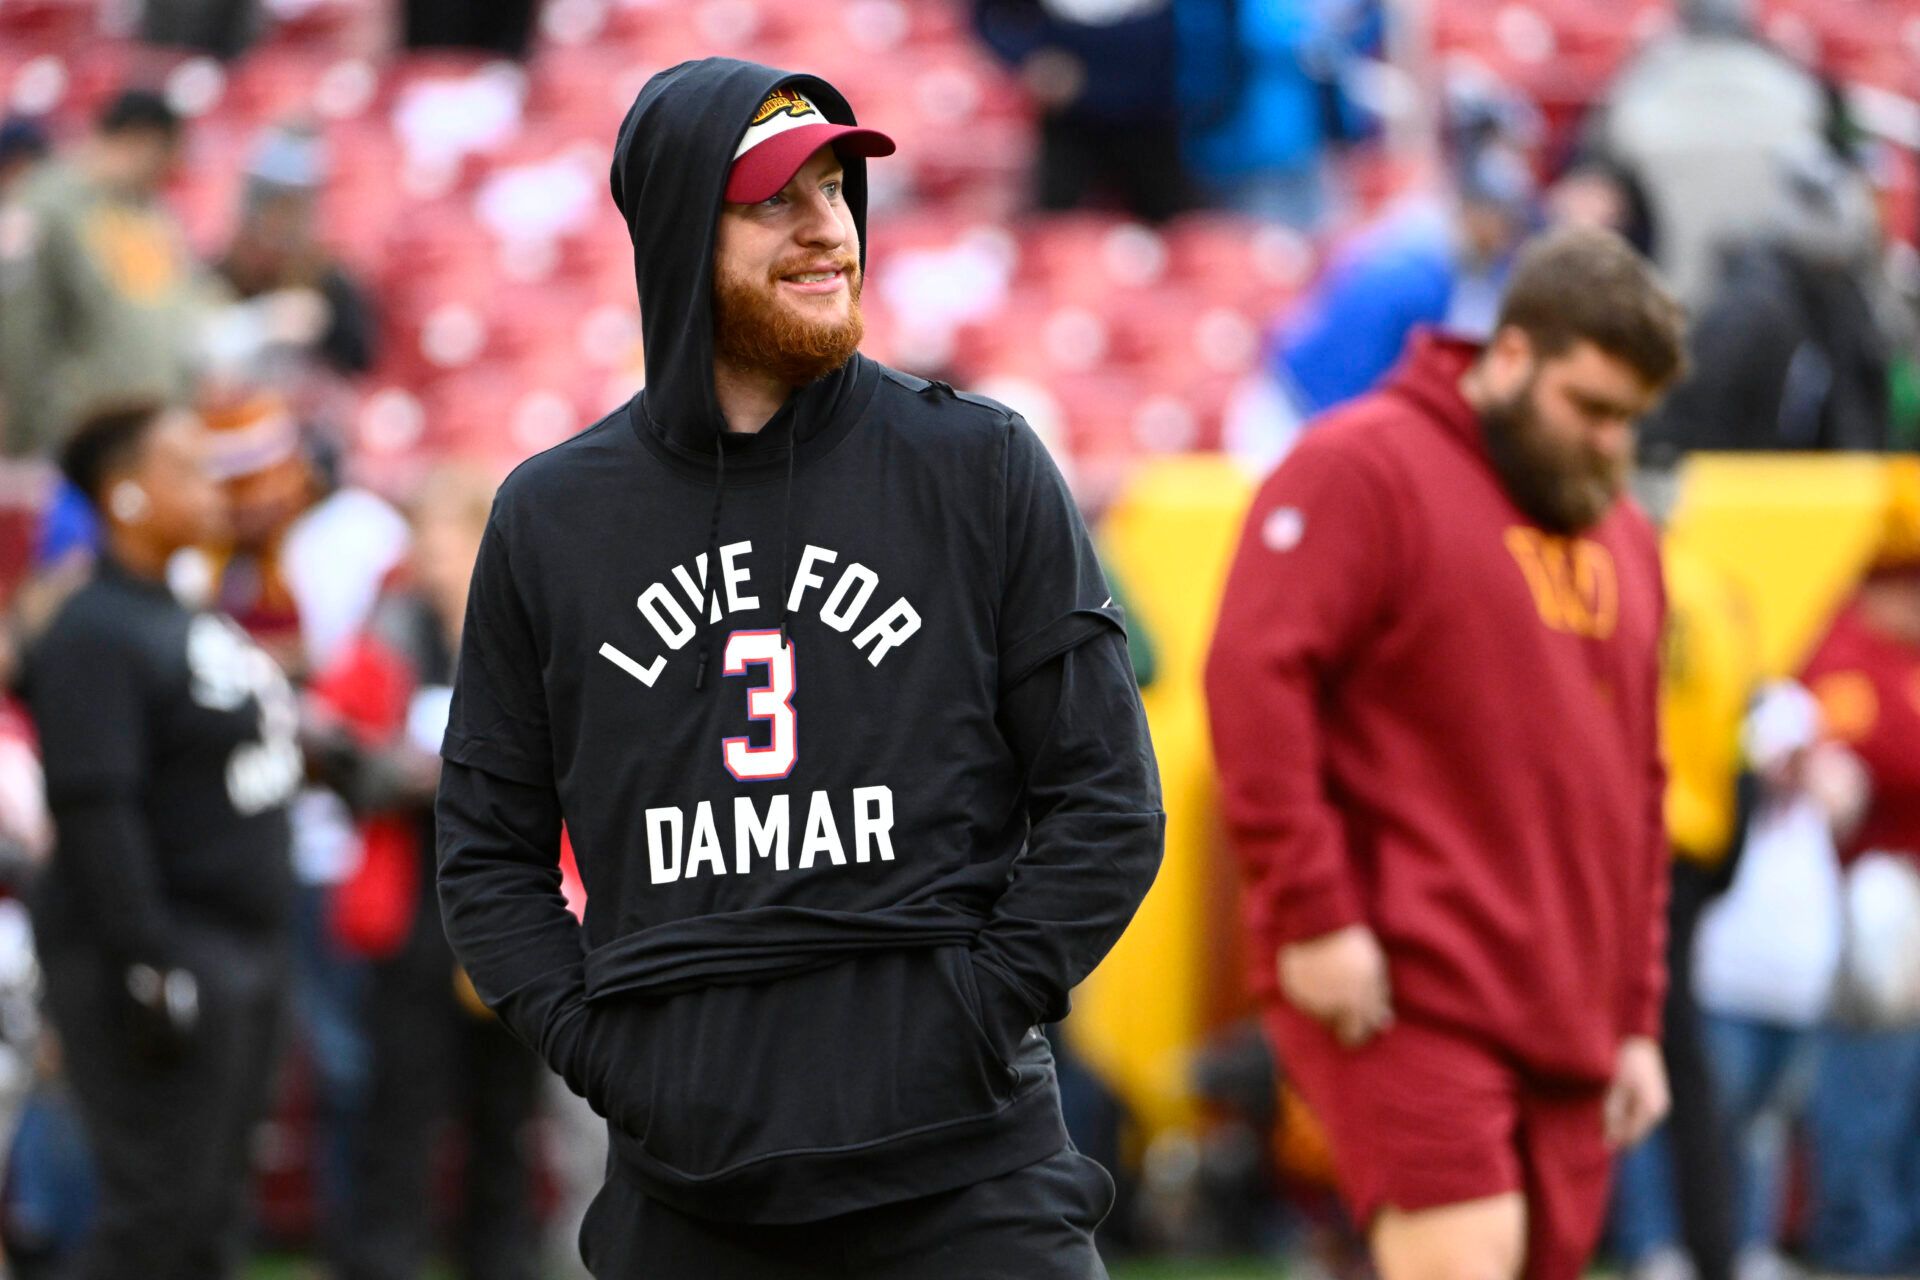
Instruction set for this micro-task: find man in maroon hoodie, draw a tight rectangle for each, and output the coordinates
[1206,227,1687,1280]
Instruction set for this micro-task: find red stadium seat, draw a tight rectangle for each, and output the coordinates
[35,43,138,124]
[522,42,650,127]
[601,0,778,65]
[1013,213,1131,287]
[222,47,358,125]
[0,0,98,47]
[0,51,74,120]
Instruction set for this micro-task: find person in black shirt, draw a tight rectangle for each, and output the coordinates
[217,123,379,381]
[314,465,542,1280]
[23,402,301,1280]
[436,59,1166,1279]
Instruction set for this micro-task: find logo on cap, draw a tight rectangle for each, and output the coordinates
[751,88,817,127]
[724,85,896,204]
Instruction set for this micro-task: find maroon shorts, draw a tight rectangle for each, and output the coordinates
[1264,1006,1613,1280]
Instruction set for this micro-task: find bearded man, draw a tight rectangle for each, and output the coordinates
[1206,227,1687,1280]
[434,57,1164,1279]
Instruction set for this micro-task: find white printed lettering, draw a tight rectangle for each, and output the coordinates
[599,642,664,686]
[852,786,896,863]
[638,582,695,650]
[610,541,924,697]
[787,545,837,612]
[685,801,726,878]
[852,599,922,667]
[799,789,846,868]
[672,555,722,622]
[720,540,758,613]
[646,807,683,884]
[821,563,878,632]
[734,794,790,872]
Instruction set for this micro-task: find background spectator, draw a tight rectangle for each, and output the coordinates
[975,0,1188,223]
[1687,684,1862,1280]
[1799,484,1920,1275]
[1544,154,1660,261]
[1222,141,1534,471]
[312,462,540,1280]
[1643,139,1890,458]
[212,120,380,436]
[1594,0,1837,307]
[196,385,406,1265]
[0,120,48,204]
[23,402,300,1279]
[1607,526,1763,1280]
[1172,0,1379,227]
[0,91,205,462]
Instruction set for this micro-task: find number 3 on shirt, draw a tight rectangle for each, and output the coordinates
[721,629,797,781]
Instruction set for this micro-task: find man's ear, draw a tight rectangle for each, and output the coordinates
[1490,323,1534,366]
[1484,324,1536,393]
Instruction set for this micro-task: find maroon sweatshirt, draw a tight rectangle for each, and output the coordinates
[1206,331,1669,1085]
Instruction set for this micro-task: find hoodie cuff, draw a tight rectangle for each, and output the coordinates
[1271,876,1367,948]
[1626,979,1665,1042]
[541,993,596,1102]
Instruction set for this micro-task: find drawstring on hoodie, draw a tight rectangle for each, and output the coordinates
[695,404,799,687]
[693,433,727,690]
[778,408,797,650]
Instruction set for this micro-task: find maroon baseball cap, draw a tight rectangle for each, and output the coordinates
[724,86,895,204]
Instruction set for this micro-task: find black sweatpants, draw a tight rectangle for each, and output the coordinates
[39,929,288,1280]
[579,1144,1116,1279]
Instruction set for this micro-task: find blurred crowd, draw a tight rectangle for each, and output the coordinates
[0,0,1911,1276]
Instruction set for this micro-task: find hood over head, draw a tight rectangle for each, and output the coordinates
[609,57,894,689]
[610,57,884,451]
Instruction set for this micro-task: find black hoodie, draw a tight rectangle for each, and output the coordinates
[436,56,1165,1225]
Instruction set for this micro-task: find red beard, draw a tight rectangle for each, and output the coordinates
[712,254,865,388]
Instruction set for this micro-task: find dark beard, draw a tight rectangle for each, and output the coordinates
[1481,381,1624,534]
[712,258,865,388]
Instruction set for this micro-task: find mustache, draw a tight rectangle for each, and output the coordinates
[767,254,860,284]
